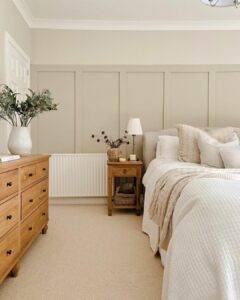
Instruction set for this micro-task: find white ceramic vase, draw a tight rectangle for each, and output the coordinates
[8,126,32,156]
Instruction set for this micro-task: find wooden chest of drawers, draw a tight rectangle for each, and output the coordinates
[0,155,50,284]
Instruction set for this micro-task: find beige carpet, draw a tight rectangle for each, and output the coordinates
[0,205,163,300]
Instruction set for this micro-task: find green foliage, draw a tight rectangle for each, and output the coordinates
[0,85,58,127]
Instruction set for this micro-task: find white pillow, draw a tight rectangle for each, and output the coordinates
[197,132,239,168]
[156,135,179,161]
[220,147,240,168]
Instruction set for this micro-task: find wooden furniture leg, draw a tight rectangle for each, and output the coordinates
[10,262,20,277]
[136,173,141,216]
[42,224,48,234]
[108,177,112,216]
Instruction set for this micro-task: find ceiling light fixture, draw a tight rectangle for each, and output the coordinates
[201,0,239,7]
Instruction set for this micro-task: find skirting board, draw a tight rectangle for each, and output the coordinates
[49,197,107,205]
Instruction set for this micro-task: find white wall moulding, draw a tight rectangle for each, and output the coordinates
[12,0,240,31]
[27,20,240,31]
[12,0,34,27]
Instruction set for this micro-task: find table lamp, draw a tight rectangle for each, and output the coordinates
[127,118,143,161]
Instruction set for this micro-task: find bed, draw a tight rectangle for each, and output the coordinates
[142,128,240,300]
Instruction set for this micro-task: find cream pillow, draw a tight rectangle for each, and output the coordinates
[220,147,240,169]
[197,132,239,168]
[205,127,236,143]
[233,127,240,140]
[156,136,179,160]
[177,124,235,164]
[177,125,202,163]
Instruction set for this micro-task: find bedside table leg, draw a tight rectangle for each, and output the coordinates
[136,175,141,216]
[108,177,113,216]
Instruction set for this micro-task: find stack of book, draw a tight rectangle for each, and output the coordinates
[0,154,20,163]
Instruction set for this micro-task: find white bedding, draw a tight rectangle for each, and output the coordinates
[142,158,203,257]
[143,158,240,300]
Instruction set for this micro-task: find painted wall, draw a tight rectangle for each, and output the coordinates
[31,29,240,65]
[0,0,31,152]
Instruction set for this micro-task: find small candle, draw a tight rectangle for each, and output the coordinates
[119,157,126,162]
[129,154,137,161]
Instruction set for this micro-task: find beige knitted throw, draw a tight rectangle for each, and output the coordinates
[149,168,240,250]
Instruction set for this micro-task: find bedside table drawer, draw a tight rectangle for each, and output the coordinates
[112,167,137,177]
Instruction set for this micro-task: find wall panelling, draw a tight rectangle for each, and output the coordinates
[31,65,240,155]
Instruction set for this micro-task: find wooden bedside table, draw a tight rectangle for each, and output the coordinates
[107,161,143,216]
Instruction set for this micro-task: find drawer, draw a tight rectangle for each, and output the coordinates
[0,196,19,239]
[21,164,37,188]
[21,179,48,220]
[38,200,48,230]
[38,179,48,204]
[111,167,137,177]
[36,160,49,179]
[21,210,38,251]
[0,170,18,201]
[0,227,20,279]
[21,184,40,220]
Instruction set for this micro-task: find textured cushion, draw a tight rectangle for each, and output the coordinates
[220,147,240,168]
[177,124,235,164]
[177,125,201,163]
[198,132,239,168]
[156,136,179,161]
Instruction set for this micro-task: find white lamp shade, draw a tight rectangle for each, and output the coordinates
[127,118,143,135]
[201,0,236,6]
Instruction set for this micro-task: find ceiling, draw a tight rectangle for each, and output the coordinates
[13,0,240,30]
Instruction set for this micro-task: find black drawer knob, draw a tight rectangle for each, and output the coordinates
[42,189,47,193]
[6,250,12,256]
[42,168,46,171]
[28,173,33,177]
[29,199,33,203]
[28,226,33,231]
[42,212,46,216]
[6,215,12,220]
[6,182,12,187]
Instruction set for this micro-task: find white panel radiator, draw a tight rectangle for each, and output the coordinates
[49,154,107,197]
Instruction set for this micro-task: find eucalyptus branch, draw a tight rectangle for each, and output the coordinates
[0,85,58,127]
[91,130,129,149]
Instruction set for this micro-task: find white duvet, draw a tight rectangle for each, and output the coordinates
[142,158,240,300]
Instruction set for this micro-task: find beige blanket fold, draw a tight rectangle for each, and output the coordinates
[149,168,240,250]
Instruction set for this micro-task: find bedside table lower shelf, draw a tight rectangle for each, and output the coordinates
[111,200,141,215]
